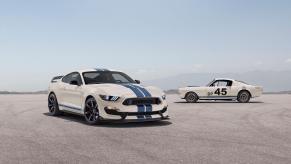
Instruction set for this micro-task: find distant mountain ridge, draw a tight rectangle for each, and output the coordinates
[1,70,290,93]
[145,70,291,92]
[0,91,47,94]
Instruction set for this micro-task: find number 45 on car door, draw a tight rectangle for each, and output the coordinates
[214,88,228,96]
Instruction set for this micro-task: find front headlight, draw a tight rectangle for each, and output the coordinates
[162,94,166,100]
[99,95,120,101]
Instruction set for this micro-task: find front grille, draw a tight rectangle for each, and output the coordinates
[123,98,161,106]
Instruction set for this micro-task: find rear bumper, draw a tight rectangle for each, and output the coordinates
[252,91,263,98]
[252,87,263,98]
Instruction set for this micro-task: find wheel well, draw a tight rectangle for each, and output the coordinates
[238,90,252,97]
[82,95,95,110]
[185,92,199,99]
[48,92,57,103]
[49,92,55,96]
[85,95,95,102]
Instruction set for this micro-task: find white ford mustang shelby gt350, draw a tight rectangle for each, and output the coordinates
[178,78,263,103]
[48,68,169,124]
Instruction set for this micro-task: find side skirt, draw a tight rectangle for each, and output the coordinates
[199,96,237,100]
[62,109,84,116]
[59,104,84,115]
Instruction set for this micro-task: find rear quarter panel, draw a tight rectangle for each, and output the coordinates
[246,86,263,97]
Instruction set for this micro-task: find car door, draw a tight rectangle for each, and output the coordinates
[208,80,232,98]
[207,81,220,98]
[60,72,83,112]
[58,73,73,104]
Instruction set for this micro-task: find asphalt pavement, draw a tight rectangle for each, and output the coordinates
[0,94,291,164]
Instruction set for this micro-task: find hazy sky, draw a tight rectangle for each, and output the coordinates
[1,0,291,91]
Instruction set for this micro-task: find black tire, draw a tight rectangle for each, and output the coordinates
[48,93,61,116]
[84,97,100,125]
[185,92,199,103]
[237,91,251,103]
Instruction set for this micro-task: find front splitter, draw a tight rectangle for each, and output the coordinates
[98,116,170,123]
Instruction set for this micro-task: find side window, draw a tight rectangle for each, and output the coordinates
[62,72,82,85]
[71,73,82,85]
[210,80,232,87]
[217,81,228,87]
[210,81,219,87]
[226,81,233,87]
[62,73,73,84]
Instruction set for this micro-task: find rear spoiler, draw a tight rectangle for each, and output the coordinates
[51,76,63,83]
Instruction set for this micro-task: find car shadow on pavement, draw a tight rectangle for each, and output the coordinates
[174,101,264,104]
[98,121,172,128]
[43,113,172,128]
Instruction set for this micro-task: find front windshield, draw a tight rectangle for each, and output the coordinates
[82,71,136,85]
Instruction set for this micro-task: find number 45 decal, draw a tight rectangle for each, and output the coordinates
[214,88,228,95]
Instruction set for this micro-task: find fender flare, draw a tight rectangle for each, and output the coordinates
[185,91,199,99]
[237,90,252,98]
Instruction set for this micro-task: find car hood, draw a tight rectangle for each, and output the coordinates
[84,83,164,97]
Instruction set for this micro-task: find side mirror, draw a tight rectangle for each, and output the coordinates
[70,80,80,86]
[135,80,141,84]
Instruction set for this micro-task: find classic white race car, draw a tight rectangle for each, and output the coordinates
[178,78,263,103]
[48,68,169,124]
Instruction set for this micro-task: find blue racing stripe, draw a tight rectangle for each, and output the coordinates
[137,105,146,119]
[120,84,146,119]
[134,85,153,112]
[145,105,152,119]
[122,84,144,98]
[132,85,152,97]
[131,85,153,119]
[120,84,154,119]
[145,105,152,112]
[95,68,109,71]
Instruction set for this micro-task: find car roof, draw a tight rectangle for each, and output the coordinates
[78,68,113,73]
[213,78,235,81]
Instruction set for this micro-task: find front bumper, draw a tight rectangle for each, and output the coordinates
[178,90,187,99]
[96,95,169,122]
[101,107,169,122]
